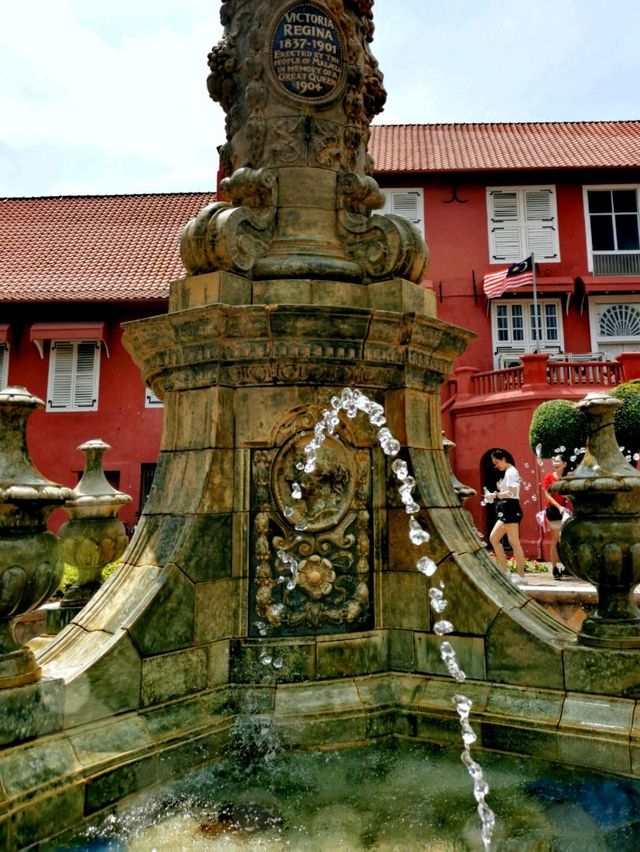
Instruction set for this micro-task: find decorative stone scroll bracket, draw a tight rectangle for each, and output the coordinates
[180,168,277,276]
[337,174,429,284]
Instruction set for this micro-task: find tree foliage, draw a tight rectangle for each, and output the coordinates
[611,380,640,456]
[528,399,588,459]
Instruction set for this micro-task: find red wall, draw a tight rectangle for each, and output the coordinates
[5,302,165,531]
[377,173,620,373]
[378,169,638,559]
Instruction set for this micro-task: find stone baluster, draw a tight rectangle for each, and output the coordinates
[49,440,131,633]
[0,387,71,688]
[551,392,640,648]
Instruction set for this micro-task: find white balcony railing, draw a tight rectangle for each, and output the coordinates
[593,253,640,275]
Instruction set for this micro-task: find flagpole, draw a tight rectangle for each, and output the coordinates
[531,252,539,353]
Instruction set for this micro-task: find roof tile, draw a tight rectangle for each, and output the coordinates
[2,122,640,303]
[369,121,640,173]
[0,192,213,302]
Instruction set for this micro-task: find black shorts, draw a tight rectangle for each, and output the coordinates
[495,499,523,524]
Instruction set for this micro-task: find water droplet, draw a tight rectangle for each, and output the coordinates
[283,506,293,518]
[434,620,454,636]
[417,557,437,576]
[272,658,283,670]
[291,482,302,500]
[429,588,448,613]
[261,655,273,666]
[409,517,430,545]
[391,459,409,479]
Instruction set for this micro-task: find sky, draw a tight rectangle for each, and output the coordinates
[1,0,639,197]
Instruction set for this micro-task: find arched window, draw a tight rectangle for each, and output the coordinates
[598,304,640,338]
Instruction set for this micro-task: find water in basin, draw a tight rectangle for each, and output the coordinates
[52,741,640,850]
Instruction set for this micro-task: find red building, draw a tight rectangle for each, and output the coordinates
[0,192,212,529]
[371,122,640,555]
[2,122,639,552]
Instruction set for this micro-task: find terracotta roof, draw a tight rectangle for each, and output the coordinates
[370,121,640,174]
[0,192,213,302]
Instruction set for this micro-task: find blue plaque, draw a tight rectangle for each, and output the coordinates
[271,3,344,101]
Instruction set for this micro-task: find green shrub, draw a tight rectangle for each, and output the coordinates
[610,380,640,457]
[59,561,120,592]
[529,399,588,459]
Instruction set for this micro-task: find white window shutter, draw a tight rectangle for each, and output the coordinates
[145,386,163,407]
[489,190,525,261]
[74,343,98,408]
[492,226,526,261]
[492,191,519,222]
[49,342,75,409]
[524,189,558,260]
[381,189,424,238]
[47,340,99,411]
[0,345,7,388]
[488,187,559,263]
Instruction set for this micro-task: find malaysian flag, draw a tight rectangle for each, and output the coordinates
[483,256,534,298]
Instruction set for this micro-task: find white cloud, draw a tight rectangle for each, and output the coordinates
[0,0,225,194]
[1,0,639,195]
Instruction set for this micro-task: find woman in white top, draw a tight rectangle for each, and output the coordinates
[488,449,526,583]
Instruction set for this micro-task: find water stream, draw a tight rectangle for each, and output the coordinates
[273,387,495,850]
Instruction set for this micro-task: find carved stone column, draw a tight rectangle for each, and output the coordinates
[552,392,640,648]
[118,0,471,679]
[0,387,71,688]
[180,0,428,287]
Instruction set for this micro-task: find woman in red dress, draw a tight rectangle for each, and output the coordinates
[542,454,572,579]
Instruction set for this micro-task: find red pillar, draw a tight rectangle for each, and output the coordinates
[521,353,549,387]
[617,352,640,382]
[452,366,479,397]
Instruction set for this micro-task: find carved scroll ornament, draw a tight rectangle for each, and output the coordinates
[180,168,277,276]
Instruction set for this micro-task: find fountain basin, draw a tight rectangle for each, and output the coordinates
[55,740,640,850]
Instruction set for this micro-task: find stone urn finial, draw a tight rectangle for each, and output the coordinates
[0,386,72,688]
[57,439,131,609]
[550,392,640,648]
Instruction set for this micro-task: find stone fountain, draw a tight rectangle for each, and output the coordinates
[2,2,640,848]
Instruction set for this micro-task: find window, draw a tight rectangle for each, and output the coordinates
[487,186,559,263]
[145,386,163,408]
[0,344,8,389]
[380,188,425,238]
[585,187,640,275]
[47,340,100,411]
[491,299,563,367]
[140,463,157,512]
[588,297,640,359]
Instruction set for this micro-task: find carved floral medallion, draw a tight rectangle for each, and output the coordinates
[250,426,372,635]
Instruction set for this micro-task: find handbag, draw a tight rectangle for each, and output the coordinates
[535,509,549,533]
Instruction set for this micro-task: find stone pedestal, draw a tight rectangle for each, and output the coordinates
[0,388,71,688]
[552,393,640,648]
